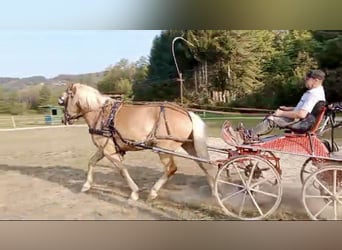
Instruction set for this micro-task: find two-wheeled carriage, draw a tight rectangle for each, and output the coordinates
[210,102,342,220]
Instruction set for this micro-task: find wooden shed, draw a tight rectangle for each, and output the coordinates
[39,105,64,125]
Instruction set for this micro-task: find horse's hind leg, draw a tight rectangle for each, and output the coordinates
[105,153,140,201]
[148,153,177,201]
[81,149,104,192]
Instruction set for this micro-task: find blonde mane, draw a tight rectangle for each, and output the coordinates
[72,83,110,111]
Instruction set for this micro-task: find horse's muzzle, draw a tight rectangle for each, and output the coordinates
[58,97,65,105]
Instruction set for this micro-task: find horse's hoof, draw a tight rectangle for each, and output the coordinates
[129,192,139,201]
[81,183,91,192]
[147,190,158,201]
[124,198,138,210]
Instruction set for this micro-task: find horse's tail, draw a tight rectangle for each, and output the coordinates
[188,111,210,160]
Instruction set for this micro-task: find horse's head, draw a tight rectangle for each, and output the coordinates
[58,84,82,125]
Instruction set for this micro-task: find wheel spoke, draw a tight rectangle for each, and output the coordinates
[336,198,342,207]
[248,187,278,198]
[333,170,339,220]
[249,174,275,189]
[313,199,333,218]
[233,163,247,187]
[221,187,246,203]
[238,191,247,217]
[313,176,333,196]
[217,179,245,189]
[246,188,264,216]
[247,161,257,186]
[333,169,341,220]
[334,200,338,220]
[333,170,337,196]
[305,194,331,199]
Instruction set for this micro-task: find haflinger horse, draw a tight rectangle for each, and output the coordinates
[58,83,216,201]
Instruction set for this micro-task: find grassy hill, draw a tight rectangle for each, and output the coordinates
[0,71,105,91]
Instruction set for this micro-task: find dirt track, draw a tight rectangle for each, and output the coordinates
[0,126,320,220]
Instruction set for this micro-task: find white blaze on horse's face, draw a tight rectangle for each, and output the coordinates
[58,92,67,105]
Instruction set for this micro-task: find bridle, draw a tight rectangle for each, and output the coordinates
[58,88,83,125]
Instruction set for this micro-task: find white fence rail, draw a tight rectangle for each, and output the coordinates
[0,115,85,129]
[0,115,44,128]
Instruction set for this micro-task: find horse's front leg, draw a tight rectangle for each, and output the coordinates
[81,149,104,192]
[105,152,140,201]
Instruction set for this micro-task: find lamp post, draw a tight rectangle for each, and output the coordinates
[171,36,195,105]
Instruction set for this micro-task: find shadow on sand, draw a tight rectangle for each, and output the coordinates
[0,163,310,220]
[0,163,219,220]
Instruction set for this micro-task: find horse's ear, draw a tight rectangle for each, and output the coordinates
[71,84,77,95]
[66,83,73,93]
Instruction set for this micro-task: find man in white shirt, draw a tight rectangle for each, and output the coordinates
[224,69,326,145]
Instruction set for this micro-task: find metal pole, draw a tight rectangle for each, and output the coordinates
[171,36,195,105]
[179,73,184,104]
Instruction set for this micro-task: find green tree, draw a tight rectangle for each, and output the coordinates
[183,30,276,103]
[18,85,41,109]
[258,30,318,108]
[97,59,136,98]
[141,30,195,101]
[312,30,342,102]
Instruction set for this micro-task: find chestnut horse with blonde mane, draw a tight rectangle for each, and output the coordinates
[58,83,216,201]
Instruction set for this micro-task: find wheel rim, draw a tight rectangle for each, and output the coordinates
[214,155,282,220]
[300,158,318,185]
[302,166,342,220]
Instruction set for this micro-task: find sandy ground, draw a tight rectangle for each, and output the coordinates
[0,125,332,220]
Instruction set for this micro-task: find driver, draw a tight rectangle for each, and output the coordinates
[224,69,326,144]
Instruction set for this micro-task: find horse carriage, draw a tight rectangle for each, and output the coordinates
[215,101,342,220]
[58,83,342,220]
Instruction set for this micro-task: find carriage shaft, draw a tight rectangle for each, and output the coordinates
[134,143,212,164]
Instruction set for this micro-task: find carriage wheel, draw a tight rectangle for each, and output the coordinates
[300,158,317,185]
[321,139,339,153]
[332,142,339,152]
[302,166,342,220]
[300,139,339,185]
[214,155,282,220]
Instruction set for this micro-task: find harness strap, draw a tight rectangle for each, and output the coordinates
[145,105,165,145]
[89,100,125,155]
[145,104,192,144]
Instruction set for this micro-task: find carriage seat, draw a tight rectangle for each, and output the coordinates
[283,101,327,135]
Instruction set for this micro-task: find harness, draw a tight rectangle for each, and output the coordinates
[88,100,121,137]
[88,101,192,155]
[61,87,192,155]
[88,100,126,155]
